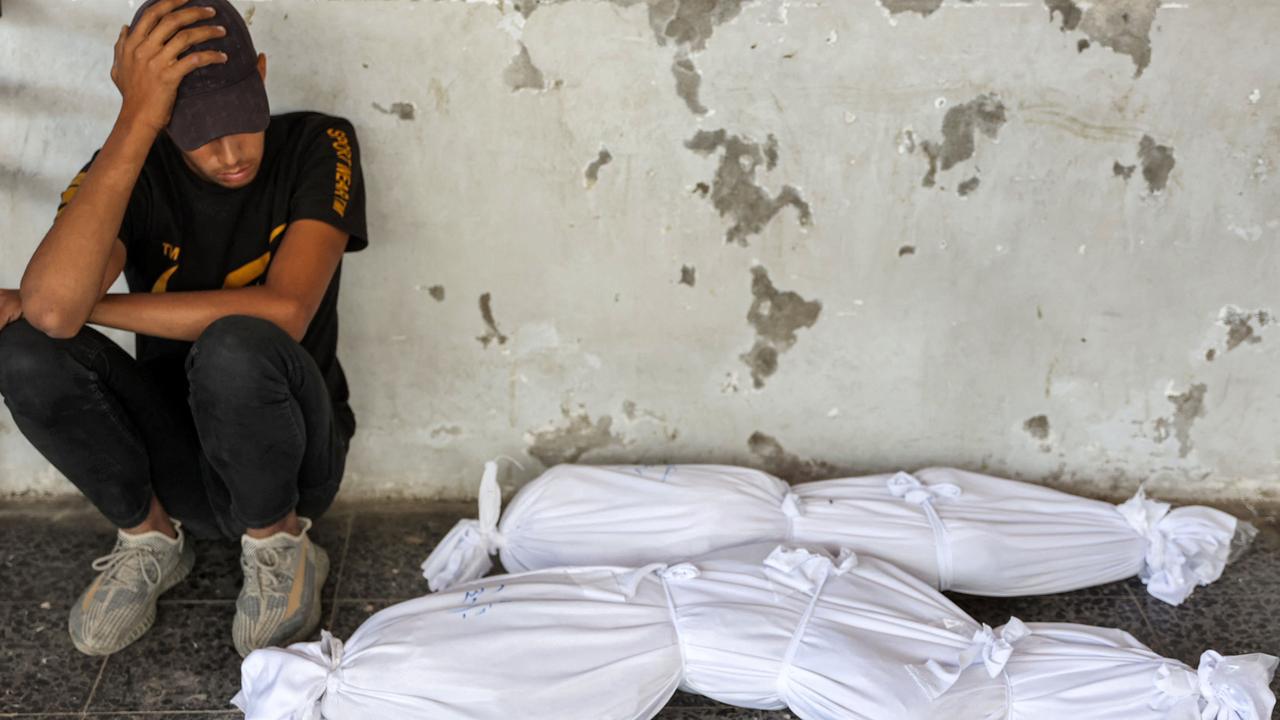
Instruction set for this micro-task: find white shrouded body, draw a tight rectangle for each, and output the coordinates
[422,464,1242,604]
[237,543,1277,720]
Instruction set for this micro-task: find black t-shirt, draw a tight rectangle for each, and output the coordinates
[58,111,368,438]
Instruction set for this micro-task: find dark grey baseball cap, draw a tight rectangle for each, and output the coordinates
[130,0,269,151]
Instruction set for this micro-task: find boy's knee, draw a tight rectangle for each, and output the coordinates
[0,319,65,402]
[186,315,291,391]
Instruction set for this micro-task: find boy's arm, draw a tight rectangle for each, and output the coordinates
[87,219,349,343]
[19,0,228,338]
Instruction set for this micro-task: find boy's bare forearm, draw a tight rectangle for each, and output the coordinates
[89,287,307,343]
[19,118,156,334]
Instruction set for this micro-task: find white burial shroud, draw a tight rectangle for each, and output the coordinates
[422,463,1248,604]
[235,543,1278,720]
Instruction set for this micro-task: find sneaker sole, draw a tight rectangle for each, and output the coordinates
[70,542,195,657]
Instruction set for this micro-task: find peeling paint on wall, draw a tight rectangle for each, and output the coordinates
[680,265,697,286]
[879,0,944,17]
[1219,306,1272,351]
[1049,0,1161,77]
[1153,383,1207,458]
[672,55,709,115]
[645,0,748,51]
[503,43,546,92]
[685,129,812,245]
[620,399,679,440]
[584,148,613,187]
[747,431,835,482]
[740,266,822,389]
[476,293,509,347]
[513,0,542,19]
[372,101,417,120]
[1045,0,1082,31]
[525,407,620,466]
[919,94,1006,193]
[1137,135,1175,193]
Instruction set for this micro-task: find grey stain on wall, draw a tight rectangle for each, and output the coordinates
[1045,0,1083,31]
[504,43,546,92]
[879,0,945,17]
[920,94,1006,192]
[1137,135,1175,193]
[476,293,509,347]
[372,101,417,120]
[513,0,542,18]
[740,266,822,389]
[430,424,463,438]
[526,408,620,466]
[1023,414,1050,440]
[899,245,916,256]
[428,285,446,302]
[748,431,836,482]
[672,55,709,115]
[1153,383,1207,458]
[957,176,981,196]
[1113,161,1136,180]
[1220,306,1272,351]
[685,129,813,245]
[584,148,613,187]
[680,265,697,286]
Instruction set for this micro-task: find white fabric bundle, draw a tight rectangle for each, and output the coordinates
[422,463,1245,604]
[236,543,1278,720]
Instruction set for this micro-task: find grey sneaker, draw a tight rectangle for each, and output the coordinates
[233,517,329,657]
[68,522,195,656]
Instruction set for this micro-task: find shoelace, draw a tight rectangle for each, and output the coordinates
[241,546,290,598]
[92,540,164,593]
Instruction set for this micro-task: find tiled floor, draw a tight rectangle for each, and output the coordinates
[1,498,1276,719]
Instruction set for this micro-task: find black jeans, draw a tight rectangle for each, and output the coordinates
[0,315,349,539]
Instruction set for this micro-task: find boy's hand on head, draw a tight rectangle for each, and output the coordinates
[0,289,22,328]
[111,0,229,134]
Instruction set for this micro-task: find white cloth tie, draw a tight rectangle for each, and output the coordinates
[1116,487,1235,605]
[421,461,507,591]
[908,617,1030,700]
[1153,651,1280,719]
[886,472,961,590]
[766,546,858,703]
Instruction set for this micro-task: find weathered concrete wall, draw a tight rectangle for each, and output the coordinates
[2,0,1278,503]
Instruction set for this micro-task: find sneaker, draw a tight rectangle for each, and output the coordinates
[233,517,329,657]
[68,521,195,656]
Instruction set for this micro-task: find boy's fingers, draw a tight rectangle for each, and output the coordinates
[143,4,216,53]
[159,25,226,63]
[167,50,227,79]
[124,0,190,52]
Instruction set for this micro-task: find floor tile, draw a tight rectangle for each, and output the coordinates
[81,707,243,712]
[1136,591,1280,697]
[948,588,1151,640]
[0,601,102,713]
[654,708,793,718]
[339,509,465,600]
[86,602,241,713]
[0,505,113,603]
